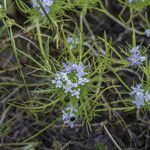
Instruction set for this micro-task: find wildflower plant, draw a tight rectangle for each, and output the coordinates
[15,28,113,128]
[49,57,92,126]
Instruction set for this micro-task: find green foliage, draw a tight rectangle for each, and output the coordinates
[143,61,150,89]
[95,142,108,150]
[72,0,100,14]
[15,0,73,23]
[0,123,10,136]
[49,0,73,19]
[129,0,150,9]
[0,0,16,15]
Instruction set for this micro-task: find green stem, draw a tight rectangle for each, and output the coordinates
[3,19,32,101]
[36,20,51,70]
[95,106,135,112]
[23,118,59,142]
[4,0,6,10]
[0,142,39,146]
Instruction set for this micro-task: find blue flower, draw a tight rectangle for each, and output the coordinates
[127,46,146,66]
[130,84,150,108]
[132,92,145,108]
[129,46,140,53]
[128,53,146,66]
[128,0,144,3]
[55,80,63,88]
[145,29,150,37]
[144,91,150,102]
[71,89,80,99]
[76,62,87,77]
[67,37,79,49]
[130,84,144,95]
[128,0,134,3]
[62,104,77,128]
[32,0,54,16]
[128,0,138,3]
[77,77,89,85]
[62,61,76,73]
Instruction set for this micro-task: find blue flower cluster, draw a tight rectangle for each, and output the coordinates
[32,0,54,16]
[127,46,146,66]
[52,61,89,99]
[67,37,79,49]
[130,84,150,108]
[52,61,89,127]
[62,104,77,128]
[128,0,144,3]
[128,0,134,3]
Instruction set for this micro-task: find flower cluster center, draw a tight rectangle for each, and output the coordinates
[52,61,89,99]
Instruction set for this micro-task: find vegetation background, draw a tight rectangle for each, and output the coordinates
[0,0,150,150]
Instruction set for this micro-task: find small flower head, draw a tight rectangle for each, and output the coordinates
[132,92,145,108]
[62,104,77,128]
[32,0,54,16]
[129,46,140,53]
[145,29,150,37]
[52,61,89,99]
[144,90,150,101]
[127,46,146,66]
[128,0,144,3]
[67,37,79,49]
[130,84,150,108]
[130,84,144,95]
[128,0,134,3]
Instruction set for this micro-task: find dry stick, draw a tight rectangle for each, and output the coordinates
[0,142,39,147]
[83,17,106,55]
[93,6,143,35]
[102,123,122,150]
[0,67,19,74]
[0,25,36,46]
[1,87,20,104]
[61,140,72,150]
[145,126,150,150]
[18,35,40,50]
[0,106,11,123]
